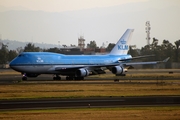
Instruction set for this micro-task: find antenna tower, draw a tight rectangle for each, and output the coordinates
[145,21,151,45]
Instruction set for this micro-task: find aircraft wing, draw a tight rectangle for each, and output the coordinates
[54,57,170,71]
[54,63,120,71]
[122,57,170,66]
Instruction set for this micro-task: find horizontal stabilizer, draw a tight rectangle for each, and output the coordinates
[163,57,170,62]
[119,55,155,61]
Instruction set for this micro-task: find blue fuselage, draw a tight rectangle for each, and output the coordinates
[9,52,132,74]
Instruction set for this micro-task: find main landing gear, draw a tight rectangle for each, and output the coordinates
[53,74,61,80]
[66,76,84,80]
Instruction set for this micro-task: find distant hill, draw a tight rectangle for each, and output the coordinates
[0,39,59,50]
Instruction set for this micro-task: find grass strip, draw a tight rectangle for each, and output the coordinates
[0,107,180,120]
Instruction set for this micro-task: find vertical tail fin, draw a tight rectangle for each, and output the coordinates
[109,29,134,55]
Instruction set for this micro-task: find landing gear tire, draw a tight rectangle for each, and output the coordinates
[53,76,61,80]
[74,77,84,80]
[66,76,84,80]
[114,79,119,82]
[22,76,27,81]
[66,76,74,80]
[53,74,61,80]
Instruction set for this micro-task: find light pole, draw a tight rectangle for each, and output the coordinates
[58,41,60,49]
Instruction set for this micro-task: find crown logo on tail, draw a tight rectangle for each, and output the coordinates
[120,39,126,44]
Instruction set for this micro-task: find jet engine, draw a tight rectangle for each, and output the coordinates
[111,66,127,75]
[76,68,89,77]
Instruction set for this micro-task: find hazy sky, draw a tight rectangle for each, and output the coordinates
[0,0,180,48]
[0,0,147,12]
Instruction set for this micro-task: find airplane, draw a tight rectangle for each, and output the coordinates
[9,29,169,81]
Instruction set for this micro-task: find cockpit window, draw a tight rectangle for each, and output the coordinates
[18,54,24,57]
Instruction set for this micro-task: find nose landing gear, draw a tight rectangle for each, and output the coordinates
[22,73,27,81]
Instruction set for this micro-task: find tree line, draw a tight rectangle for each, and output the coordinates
[0,38,179,68]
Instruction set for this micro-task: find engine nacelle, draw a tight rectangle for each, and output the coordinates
[111,66,127,75]
[76,68,89,77]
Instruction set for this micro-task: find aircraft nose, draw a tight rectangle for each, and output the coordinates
[9,59,16,68]
[9,60,14,68]
[9,59,20,71]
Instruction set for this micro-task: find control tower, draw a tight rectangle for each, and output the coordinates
[78,36,85,51]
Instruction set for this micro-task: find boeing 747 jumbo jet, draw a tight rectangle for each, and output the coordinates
[9,29,169,80]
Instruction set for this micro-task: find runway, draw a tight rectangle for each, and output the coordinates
[0,69,180,111]
[0,69,180,84]
[0,96,180,110]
